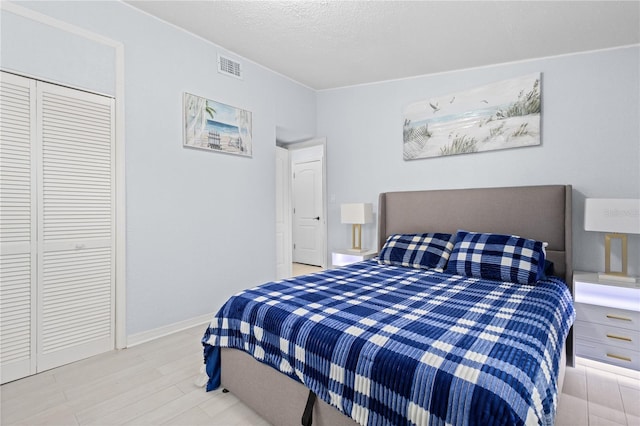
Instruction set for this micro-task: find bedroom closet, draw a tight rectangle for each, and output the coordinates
[0,71,115,384]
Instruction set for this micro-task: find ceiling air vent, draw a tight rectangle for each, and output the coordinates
[217,54,243,79]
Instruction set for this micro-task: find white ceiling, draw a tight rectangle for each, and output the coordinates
[125,1,640,90]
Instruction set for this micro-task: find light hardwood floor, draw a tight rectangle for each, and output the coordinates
[292,262,323,277]
[2,326,639,425]
[557,359,640,426]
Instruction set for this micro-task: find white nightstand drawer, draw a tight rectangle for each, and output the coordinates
[575,302,640,331]
[576,339,640,370]
[574,320,640,350]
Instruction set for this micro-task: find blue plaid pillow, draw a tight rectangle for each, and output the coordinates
[445,230,547,285]
[378,233,455,272]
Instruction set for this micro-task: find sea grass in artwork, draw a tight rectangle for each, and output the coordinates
[439,135,478,156]
[402,73,541,160]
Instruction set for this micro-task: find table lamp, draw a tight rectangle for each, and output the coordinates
[341,203,373,252]
[584,198,640,282]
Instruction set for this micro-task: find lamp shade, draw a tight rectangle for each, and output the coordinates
[584,198,640,234]
[341,203,373,225]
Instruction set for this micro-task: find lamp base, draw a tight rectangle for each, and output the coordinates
[597,273,639,284]
[347,248,370,253]
[351,224,363,251]
[604,233,628,276]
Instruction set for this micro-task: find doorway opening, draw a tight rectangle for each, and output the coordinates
[275,139,327,279]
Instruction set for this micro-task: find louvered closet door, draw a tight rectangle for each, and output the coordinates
[36,82,115,371]
[0,72,37,383]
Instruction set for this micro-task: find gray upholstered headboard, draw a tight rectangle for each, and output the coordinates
[378,185,573,283]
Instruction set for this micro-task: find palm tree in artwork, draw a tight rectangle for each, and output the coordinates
[205,104,216,120]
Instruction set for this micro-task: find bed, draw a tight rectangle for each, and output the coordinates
[202,184,575,426]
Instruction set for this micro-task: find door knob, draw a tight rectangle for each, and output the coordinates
[313,216,320,221]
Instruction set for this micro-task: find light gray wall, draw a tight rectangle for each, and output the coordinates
[318,46,640,276]
[1,7,116,96]
[3,1,317,335]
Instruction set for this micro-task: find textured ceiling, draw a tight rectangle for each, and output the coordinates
[125,1,640,90]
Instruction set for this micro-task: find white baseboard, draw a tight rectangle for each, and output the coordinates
[126,312,213,348]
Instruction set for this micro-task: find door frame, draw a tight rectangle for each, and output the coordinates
[275,146,292,279]
[288,138,328,269]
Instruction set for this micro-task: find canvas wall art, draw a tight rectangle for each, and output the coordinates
[403,73,541,160]
[183,93,252,157]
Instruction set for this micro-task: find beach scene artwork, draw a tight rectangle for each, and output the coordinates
[403,73,541,160]
[183,93,252,157]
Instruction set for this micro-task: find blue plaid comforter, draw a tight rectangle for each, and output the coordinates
[202,260,575,426]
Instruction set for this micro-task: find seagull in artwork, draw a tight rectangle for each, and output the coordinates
[429,101,440,113]
[450,96,455,104]
[481,99,489,104]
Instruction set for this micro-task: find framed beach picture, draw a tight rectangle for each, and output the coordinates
[183,92,252,157]
[403,73,541,160]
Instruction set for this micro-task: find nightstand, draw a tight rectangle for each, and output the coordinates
[331,249,377,267]
[573,271,640,371]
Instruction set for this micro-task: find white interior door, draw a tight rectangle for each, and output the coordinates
[275,147,292,279]
[292,160,323,266]
[36,81,115,372]
[0,72,37,383]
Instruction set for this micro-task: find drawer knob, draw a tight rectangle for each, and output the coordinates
[606,353,632,362]
[606,334,632,342]
[606,314,632,322]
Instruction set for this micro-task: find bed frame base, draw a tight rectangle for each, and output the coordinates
[221,348,358,426]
